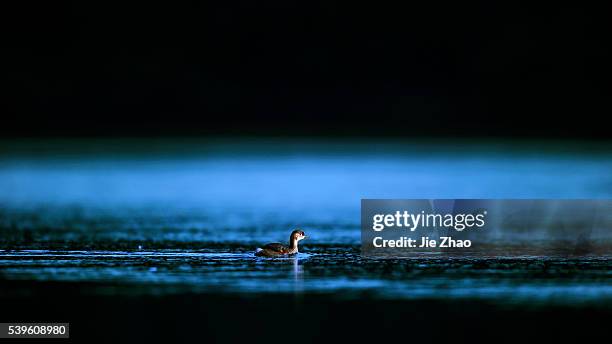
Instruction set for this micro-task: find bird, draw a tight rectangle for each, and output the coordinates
[255,230,307,257]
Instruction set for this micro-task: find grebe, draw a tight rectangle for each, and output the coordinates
[255,230,307,257]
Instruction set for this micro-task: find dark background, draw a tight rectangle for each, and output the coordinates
[2,281,611,344]
[2,1,610,138]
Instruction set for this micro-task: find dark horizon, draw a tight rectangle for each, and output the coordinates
[3,2,610,138]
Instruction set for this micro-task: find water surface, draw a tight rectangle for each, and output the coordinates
[1,139,611,306]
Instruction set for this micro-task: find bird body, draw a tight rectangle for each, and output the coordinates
[255,230,307,257]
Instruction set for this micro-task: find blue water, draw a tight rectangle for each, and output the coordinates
[1,139,611,305]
